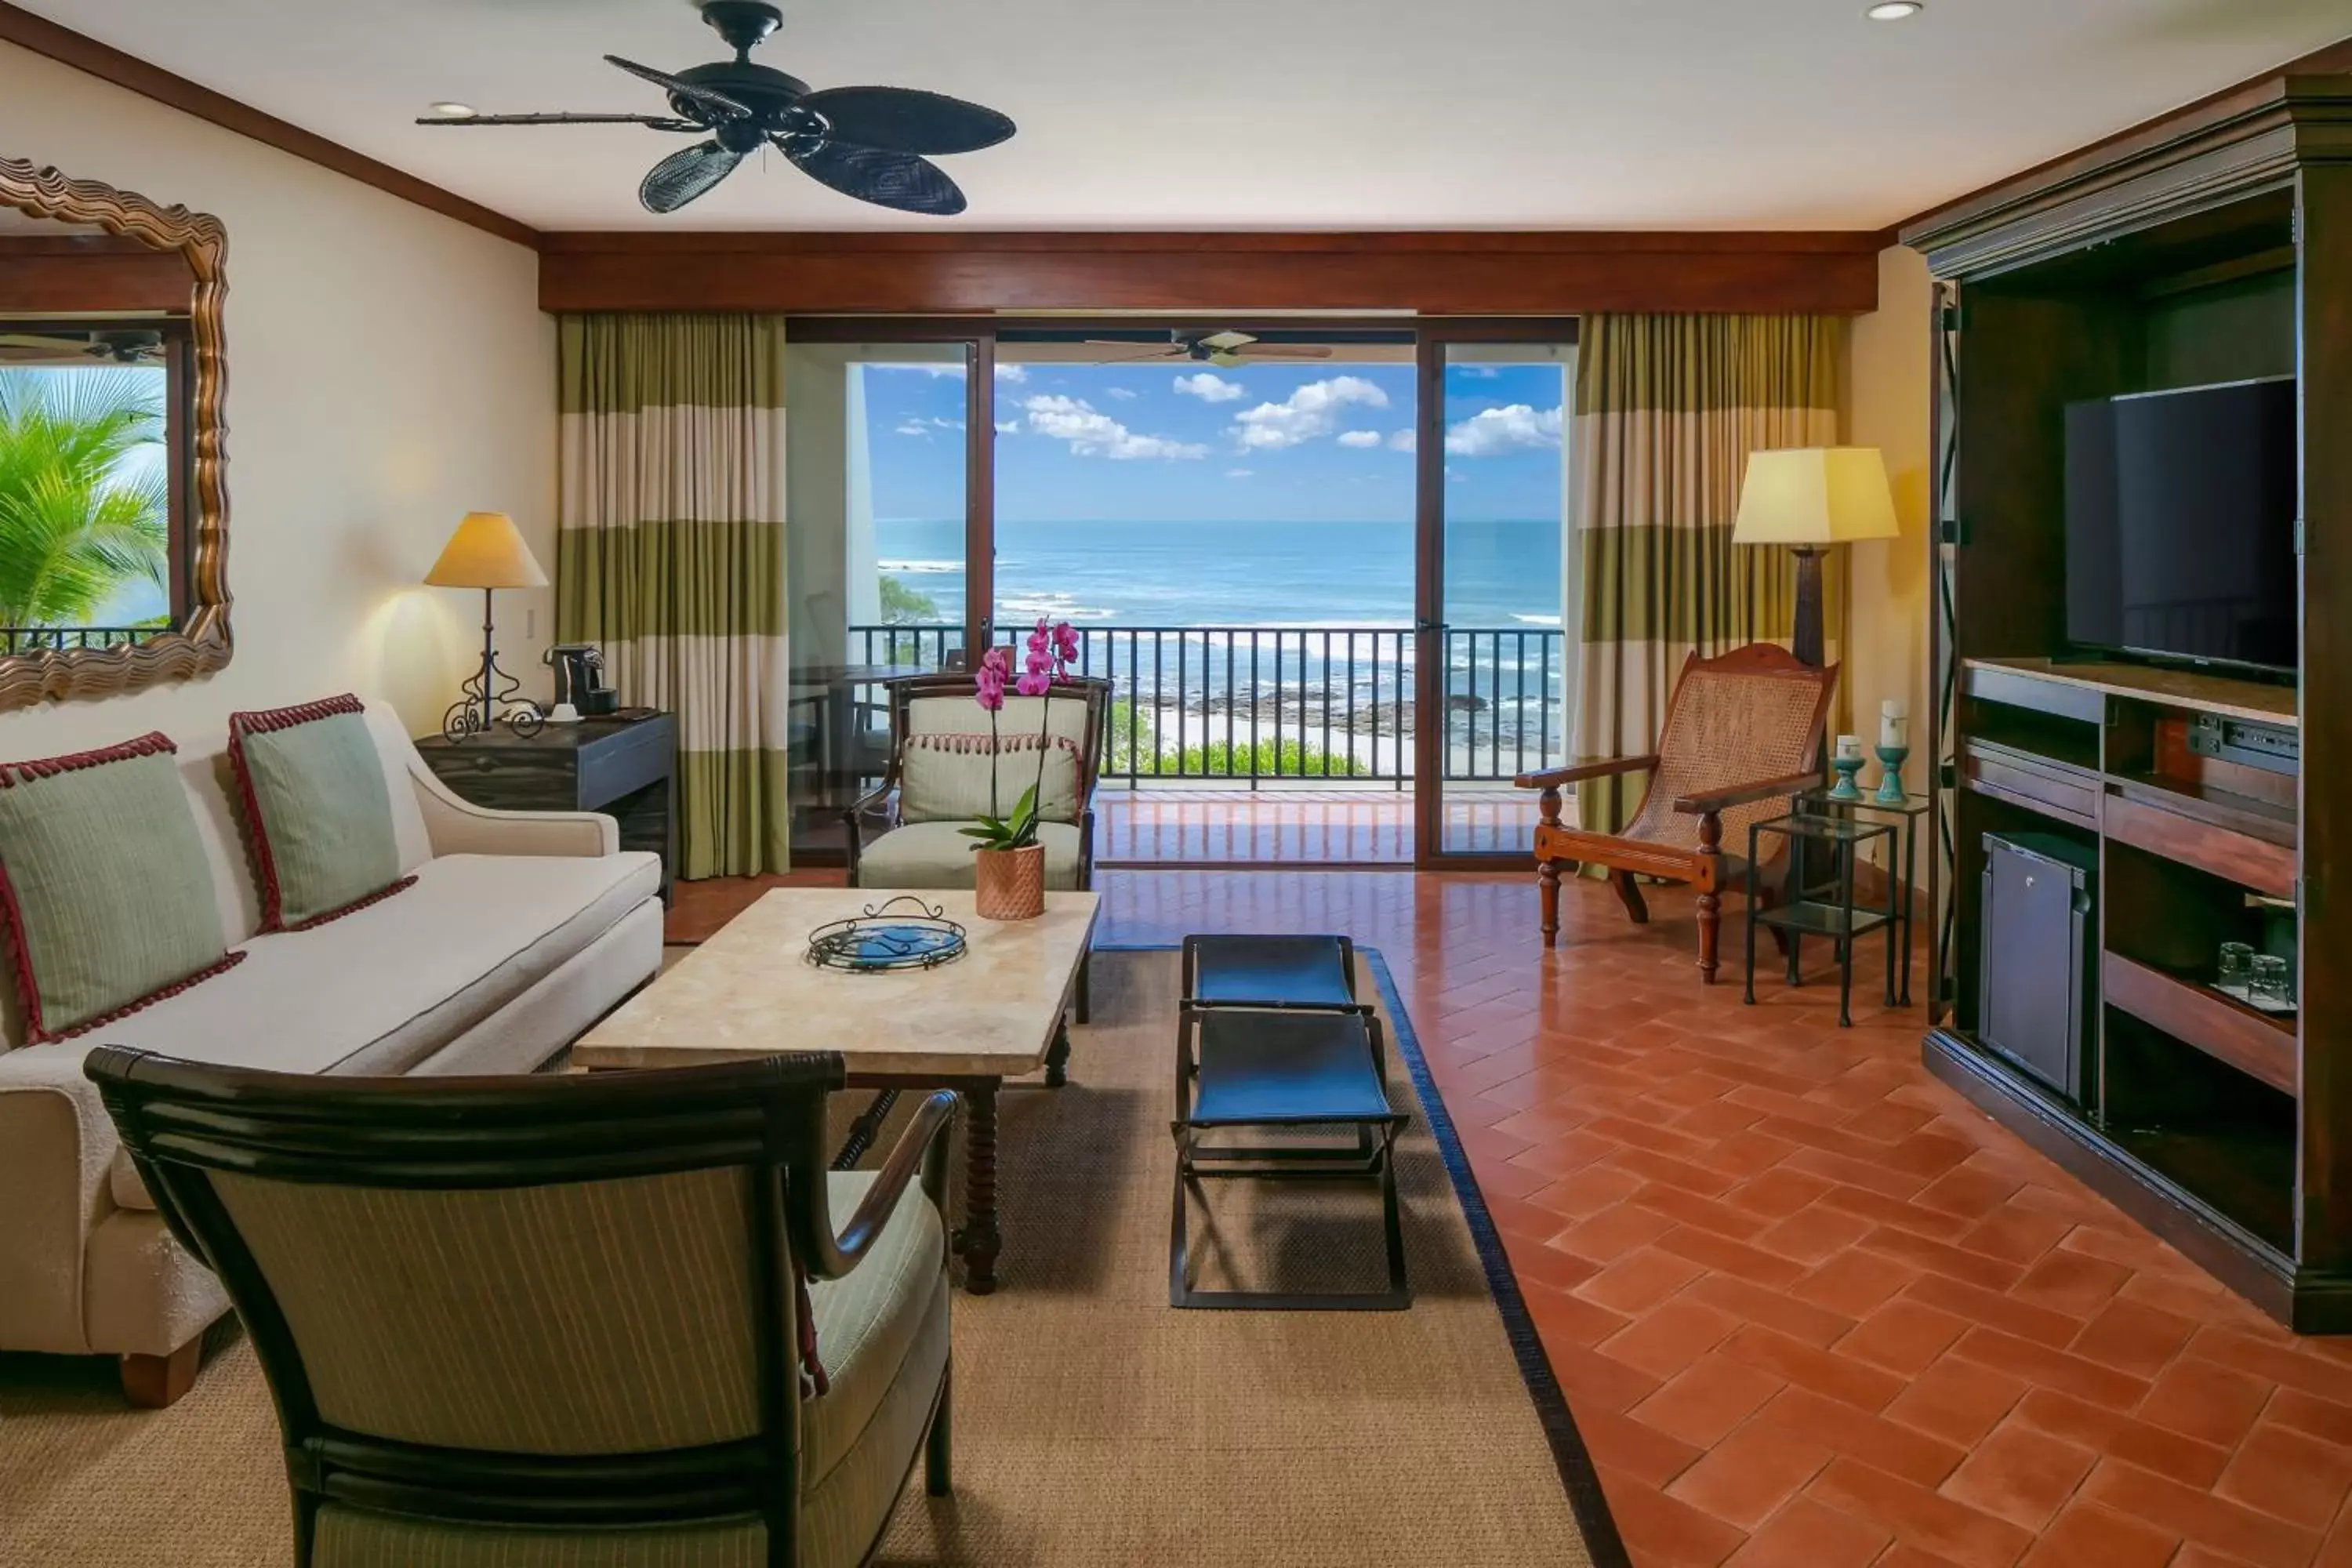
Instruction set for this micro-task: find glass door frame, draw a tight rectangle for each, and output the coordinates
[1410,320,1581,869]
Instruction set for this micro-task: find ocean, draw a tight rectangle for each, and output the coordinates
[868,517,1569,776]
[874,516,1563,630]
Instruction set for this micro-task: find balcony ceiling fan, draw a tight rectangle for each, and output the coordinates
[1083,331,1336,368]
[416,0,1014,216]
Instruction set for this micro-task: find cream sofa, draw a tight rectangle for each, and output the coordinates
[0,701,664,1400]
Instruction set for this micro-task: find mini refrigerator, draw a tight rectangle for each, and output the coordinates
[1978,831,2099,1107]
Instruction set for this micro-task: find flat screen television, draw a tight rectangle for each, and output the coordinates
[2063,376,2298,673]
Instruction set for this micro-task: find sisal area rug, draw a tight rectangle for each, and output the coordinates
[0,948,1617,1566]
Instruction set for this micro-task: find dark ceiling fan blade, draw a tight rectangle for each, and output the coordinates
[778,137,967,216]
[604,55,753,121]
[639,140,746,214]
[794,86,1015,154]
[416,111,705,130]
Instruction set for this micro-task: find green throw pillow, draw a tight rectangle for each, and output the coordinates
[230,695,411,931]
[0,732,238,1043]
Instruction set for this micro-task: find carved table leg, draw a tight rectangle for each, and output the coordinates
[1537,858,1562,948]
[953,1081,1003,1294]
[832,1089,902,1170]
[1044,1016,1073,1088]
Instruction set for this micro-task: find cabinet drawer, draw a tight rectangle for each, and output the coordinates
[579,720,672,806]
[1962,740,2099,829]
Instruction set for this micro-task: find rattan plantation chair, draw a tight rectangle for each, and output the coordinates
[845,673,1112,897]
[1515,643,1838,983]
[85,1048,957,1568]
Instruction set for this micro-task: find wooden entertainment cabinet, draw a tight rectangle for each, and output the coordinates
[1904,76,2351,1329]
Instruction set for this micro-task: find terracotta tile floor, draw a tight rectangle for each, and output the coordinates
[671,867,2352,1566]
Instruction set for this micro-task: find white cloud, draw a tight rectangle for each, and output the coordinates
[1444,403,1563,456]
[994,419,1020,435]
[1022,394,1207,461]
[1388,428,1417,453]
[1225,468,1254,479]
[1336,430,1383,449]
[1231,376,1390,450]
[1173,372,1246,404]
[884,363,964,379]
[1458,365,1502,379]
[931,416,964,431]
[994,363,1029,383]
[894,420,931,437]
[1107,387,1137,400]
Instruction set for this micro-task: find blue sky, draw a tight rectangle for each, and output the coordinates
[866,359,1566,525]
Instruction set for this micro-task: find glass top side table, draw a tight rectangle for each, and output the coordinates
[1791,788,1929,1007]
[1745,809,1900,1028]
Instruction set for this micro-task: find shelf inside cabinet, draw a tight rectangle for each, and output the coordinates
[2101,952,2296,1095]
[2102,789,2297,898]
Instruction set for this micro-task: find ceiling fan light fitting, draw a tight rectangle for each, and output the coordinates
[426,101,477,118]
[1864,2,1923,18]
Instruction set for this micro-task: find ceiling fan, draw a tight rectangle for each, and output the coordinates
[416,0,1014,217]
[0,329,166,365]
[1083,331,1337,368]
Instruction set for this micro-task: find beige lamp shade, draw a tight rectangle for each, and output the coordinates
[1732,448,1901,547]
[424,511,549,590]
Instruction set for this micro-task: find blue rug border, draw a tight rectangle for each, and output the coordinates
[1098,939,1633,1568]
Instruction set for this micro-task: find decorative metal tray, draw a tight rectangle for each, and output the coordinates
[805,897,968,972]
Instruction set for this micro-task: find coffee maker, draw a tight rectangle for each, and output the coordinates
[546,644,619,719]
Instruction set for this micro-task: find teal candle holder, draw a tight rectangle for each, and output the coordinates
[1828,752,1867,801]
[1875,743,1910,805]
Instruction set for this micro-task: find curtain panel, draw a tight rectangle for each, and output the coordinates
[557,314,791,878]
[1570,314,1845,834]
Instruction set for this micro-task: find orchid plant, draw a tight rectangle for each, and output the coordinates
[961,616,1082,854]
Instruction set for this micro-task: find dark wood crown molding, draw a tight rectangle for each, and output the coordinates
[1897,33,2352,244]
[537,229,1886,316]
[0,2,535,249]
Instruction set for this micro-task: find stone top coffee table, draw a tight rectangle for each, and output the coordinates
[575,887,1100,1294]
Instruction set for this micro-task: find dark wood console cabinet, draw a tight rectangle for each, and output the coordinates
[416,716,677,900]
[1904,76,2352,1330]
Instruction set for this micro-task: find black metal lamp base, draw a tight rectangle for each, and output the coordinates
[1791,546,1826,669]
[441,588,544,742]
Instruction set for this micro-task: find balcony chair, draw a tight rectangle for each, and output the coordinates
[1515,643,1837,982]
[846,673,1111,898]
[85,1047,957,1568]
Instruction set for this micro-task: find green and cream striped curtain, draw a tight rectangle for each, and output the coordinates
[557,314,790,878]
[1571,314,1846,834]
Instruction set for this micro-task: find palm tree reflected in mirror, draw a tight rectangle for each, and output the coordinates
[0,366,170,647]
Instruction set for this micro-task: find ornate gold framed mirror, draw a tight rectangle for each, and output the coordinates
[0,158,227,707]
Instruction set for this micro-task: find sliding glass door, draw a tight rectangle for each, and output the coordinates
[781,334,988,861]
[1416,333,1577,863]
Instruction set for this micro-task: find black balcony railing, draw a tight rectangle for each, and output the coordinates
[848,622,1567,787]
[0,626,162,655]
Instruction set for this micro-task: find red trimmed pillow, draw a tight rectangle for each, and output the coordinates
[0,732,241,1043]
[228,695,413,931]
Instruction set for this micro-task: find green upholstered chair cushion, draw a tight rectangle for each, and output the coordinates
[0,731,238,1043]
[898,733,1080,826]
[855,820,1083,891]
[229,695,411,931]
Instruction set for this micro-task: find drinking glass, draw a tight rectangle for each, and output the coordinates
[2249,953,2293,1007]
[2218,942,2255,993]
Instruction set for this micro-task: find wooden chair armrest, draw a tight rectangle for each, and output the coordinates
[1515,755,1661,789]
[1671,768,1821,817]
[804,1090,958,1281]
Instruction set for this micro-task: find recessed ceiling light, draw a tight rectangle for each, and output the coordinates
[426,102,477,118]
[1865,2,1923,17]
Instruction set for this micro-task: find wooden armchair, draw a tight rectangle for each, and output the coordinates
[846,673,1112,895]
[85,1047,958,1568]
[1515,644,1838,982]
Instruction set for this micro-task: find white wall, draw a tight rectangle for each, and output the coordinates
[0,42,553,754]
[1846,244,1937,882]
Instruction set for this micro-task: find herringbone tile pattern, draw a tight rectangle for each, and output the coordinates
[674,867,2352,1566]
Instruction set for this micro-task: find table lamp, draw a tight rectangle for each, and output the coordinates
[1731,447,1900,667]
[425,510,549,742]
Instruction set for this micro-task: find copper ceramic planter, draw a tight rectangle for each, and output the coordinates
[973,844,1046,921]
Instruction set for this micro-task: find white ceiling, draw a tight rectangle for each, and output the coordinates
[15,0,2352,232]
